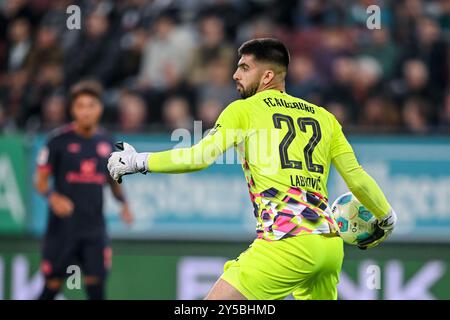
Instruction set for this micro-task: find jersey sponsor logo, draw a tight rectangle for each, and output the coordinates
[66,158,106,184]
[67,143,81,153]
[97,142,112,158]
[80,158,97,175]
[263,97,315,114]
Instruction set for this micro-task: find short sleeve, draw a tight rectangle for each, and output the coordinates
[36,138,59,174]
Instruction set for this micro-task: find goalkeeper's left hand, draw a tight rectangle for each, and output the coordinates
[357,208,397,250]
[107,142,150,183]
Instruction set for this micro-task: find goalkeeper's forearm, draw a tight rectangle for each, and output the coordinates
[333,152,392,220]
[147,140,225,173]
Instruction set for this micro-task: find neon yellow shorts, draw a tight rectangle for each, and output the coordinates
[220,234,344,300]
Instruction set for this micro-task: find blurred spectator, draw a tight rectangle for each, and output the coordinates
[322,56,357,121]
[197,99,223,130]
[236,16,277,45]
[162,96,193,131]
[24,25,62,75]
[114,0,153,32]
[115,28,147,86]
[313,29,354,82]
[111,0,155,86]
[358,28,399,79]
[6,18,32,71]
[196,56,238,109]
[40,94,66,131]
[402,97,431,134]
[296,0,330,27]
[325,102,351,127]
[402,60,432,98]
[294,0,347,27]
[64,9,119,87]
[392,0,424,47]
[413,16,448,91]
[351,56,383,109]
[2,0,40,25]
[198,0,242,40]
[390,59,438,125]
[286,54,322,102]
[118,92,148,133]
[187,14,234,86]
[35,63,64,90]
[359,96,400,131]
[0,69,30,126]
[15,22,65,123]
[138,11,195,90]
[25,62,65,124]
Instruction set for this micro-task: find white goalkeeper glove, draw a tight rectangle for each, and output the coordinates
[378,208,397,232]
[358,208,397,250]
[107,142,150,183]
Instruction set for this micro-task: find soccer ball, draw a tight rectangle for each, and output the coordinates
[331,192,377,245]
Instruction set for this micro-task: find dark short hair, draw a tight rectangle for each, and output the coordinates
[69,80,103,107]
[238,38,290,71]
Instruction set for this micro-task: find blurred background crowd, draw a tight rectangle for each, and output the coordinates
[0,0,449,134]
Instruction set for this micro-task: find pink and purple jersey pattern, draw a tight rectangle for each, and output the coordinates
[238,146,339,241]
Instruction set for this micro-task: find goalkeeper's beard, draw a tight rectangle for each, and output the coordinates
[238,82,260,99]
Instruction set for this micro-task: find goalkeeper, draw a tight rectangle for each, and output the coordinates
[108,38,397,300]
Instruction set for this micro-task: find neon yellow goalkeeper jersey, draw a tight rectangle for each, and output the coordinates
[149,89,355,240]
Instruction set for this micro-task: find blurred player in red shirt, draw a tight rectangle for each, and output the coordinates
[34,80,133,300]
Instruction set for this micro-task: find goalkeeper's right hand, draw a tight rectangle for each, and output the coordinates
[107,142,149,183]
[357,208,397,250]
